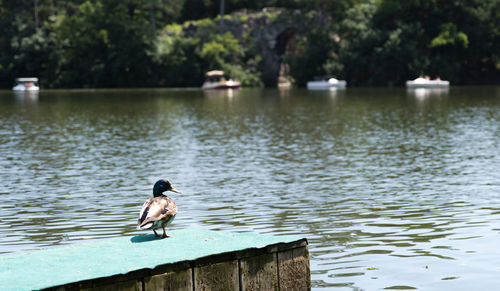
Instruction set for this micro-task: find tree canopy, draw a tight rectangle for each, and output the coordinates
[0,0,498,88]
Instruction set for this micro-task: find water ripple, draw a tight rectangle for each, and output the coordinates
[1,88,500,290]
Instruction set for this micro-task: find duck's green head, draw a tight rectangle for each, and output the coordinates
[153,179,181,197]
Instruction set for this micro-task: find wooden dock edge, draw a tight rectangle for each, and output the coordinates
[46,239,310,291]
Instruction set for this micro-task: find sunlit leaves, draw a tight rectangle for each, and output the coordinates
[429,23,469,49]
[199,33,240,66]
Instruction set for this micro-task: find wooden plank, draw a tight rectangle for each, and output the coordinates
[144,268,192,291]
[194,260,239,290]
[240,253,278,291]
[277,246,311,291]
[80,279,143,291]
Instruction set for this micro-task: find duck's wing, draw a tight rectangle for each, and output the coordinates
[137,197,177,228]
[138,198,155,225]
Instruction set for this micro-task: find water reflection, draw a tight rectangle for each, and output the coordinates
[278,86,291,99]
[307,87,346,99]
[13,90,39,103]
[407,87,449,99]
[1,87,500,290]
[202,88,240,99]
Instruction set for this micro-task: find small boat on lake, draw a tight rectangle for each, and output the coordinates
[12,77,40,91]
[406,76,449,88]
[307,75,346,90]
[202,70,241,90]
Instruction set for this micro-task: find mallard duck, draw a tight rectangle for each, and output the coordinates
[137,179,180,238]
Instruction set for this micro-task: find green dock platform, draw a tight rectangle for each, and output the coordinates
[0,228,310,290]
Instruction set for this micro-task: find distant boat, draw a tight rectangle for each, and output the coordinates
[277,76,291,88]
[307,76,346,90]
[12,77,40,91]
[202,70,241,90]
[406,77,449,88]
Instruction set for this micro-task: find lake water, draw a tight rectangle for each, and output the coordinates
[1,87,500,290]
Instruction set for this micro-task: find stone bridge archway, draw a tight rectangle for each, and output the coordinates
[222,9,309,87]
[252,24,300,87]
[184,9,311,87]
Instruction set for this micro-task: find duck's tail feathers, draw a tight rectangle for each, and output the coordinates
[137,222,153,230]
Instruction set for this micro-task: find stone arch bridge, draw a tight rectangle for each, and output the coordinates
[183,8,316,87]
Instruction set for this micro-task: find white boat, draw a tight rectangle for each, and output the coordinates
[307,76,346,90]
[12,77,40,91]
[202,70,241,90]
[406,77,449,88]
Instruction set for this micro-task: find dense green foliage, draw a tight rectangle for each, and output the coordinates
[332,0,500,85]
[0,0,498,88]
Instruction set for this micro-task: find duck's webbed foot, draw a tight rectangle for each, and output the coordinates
[161,226,172,238]
[153,229,161,237]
